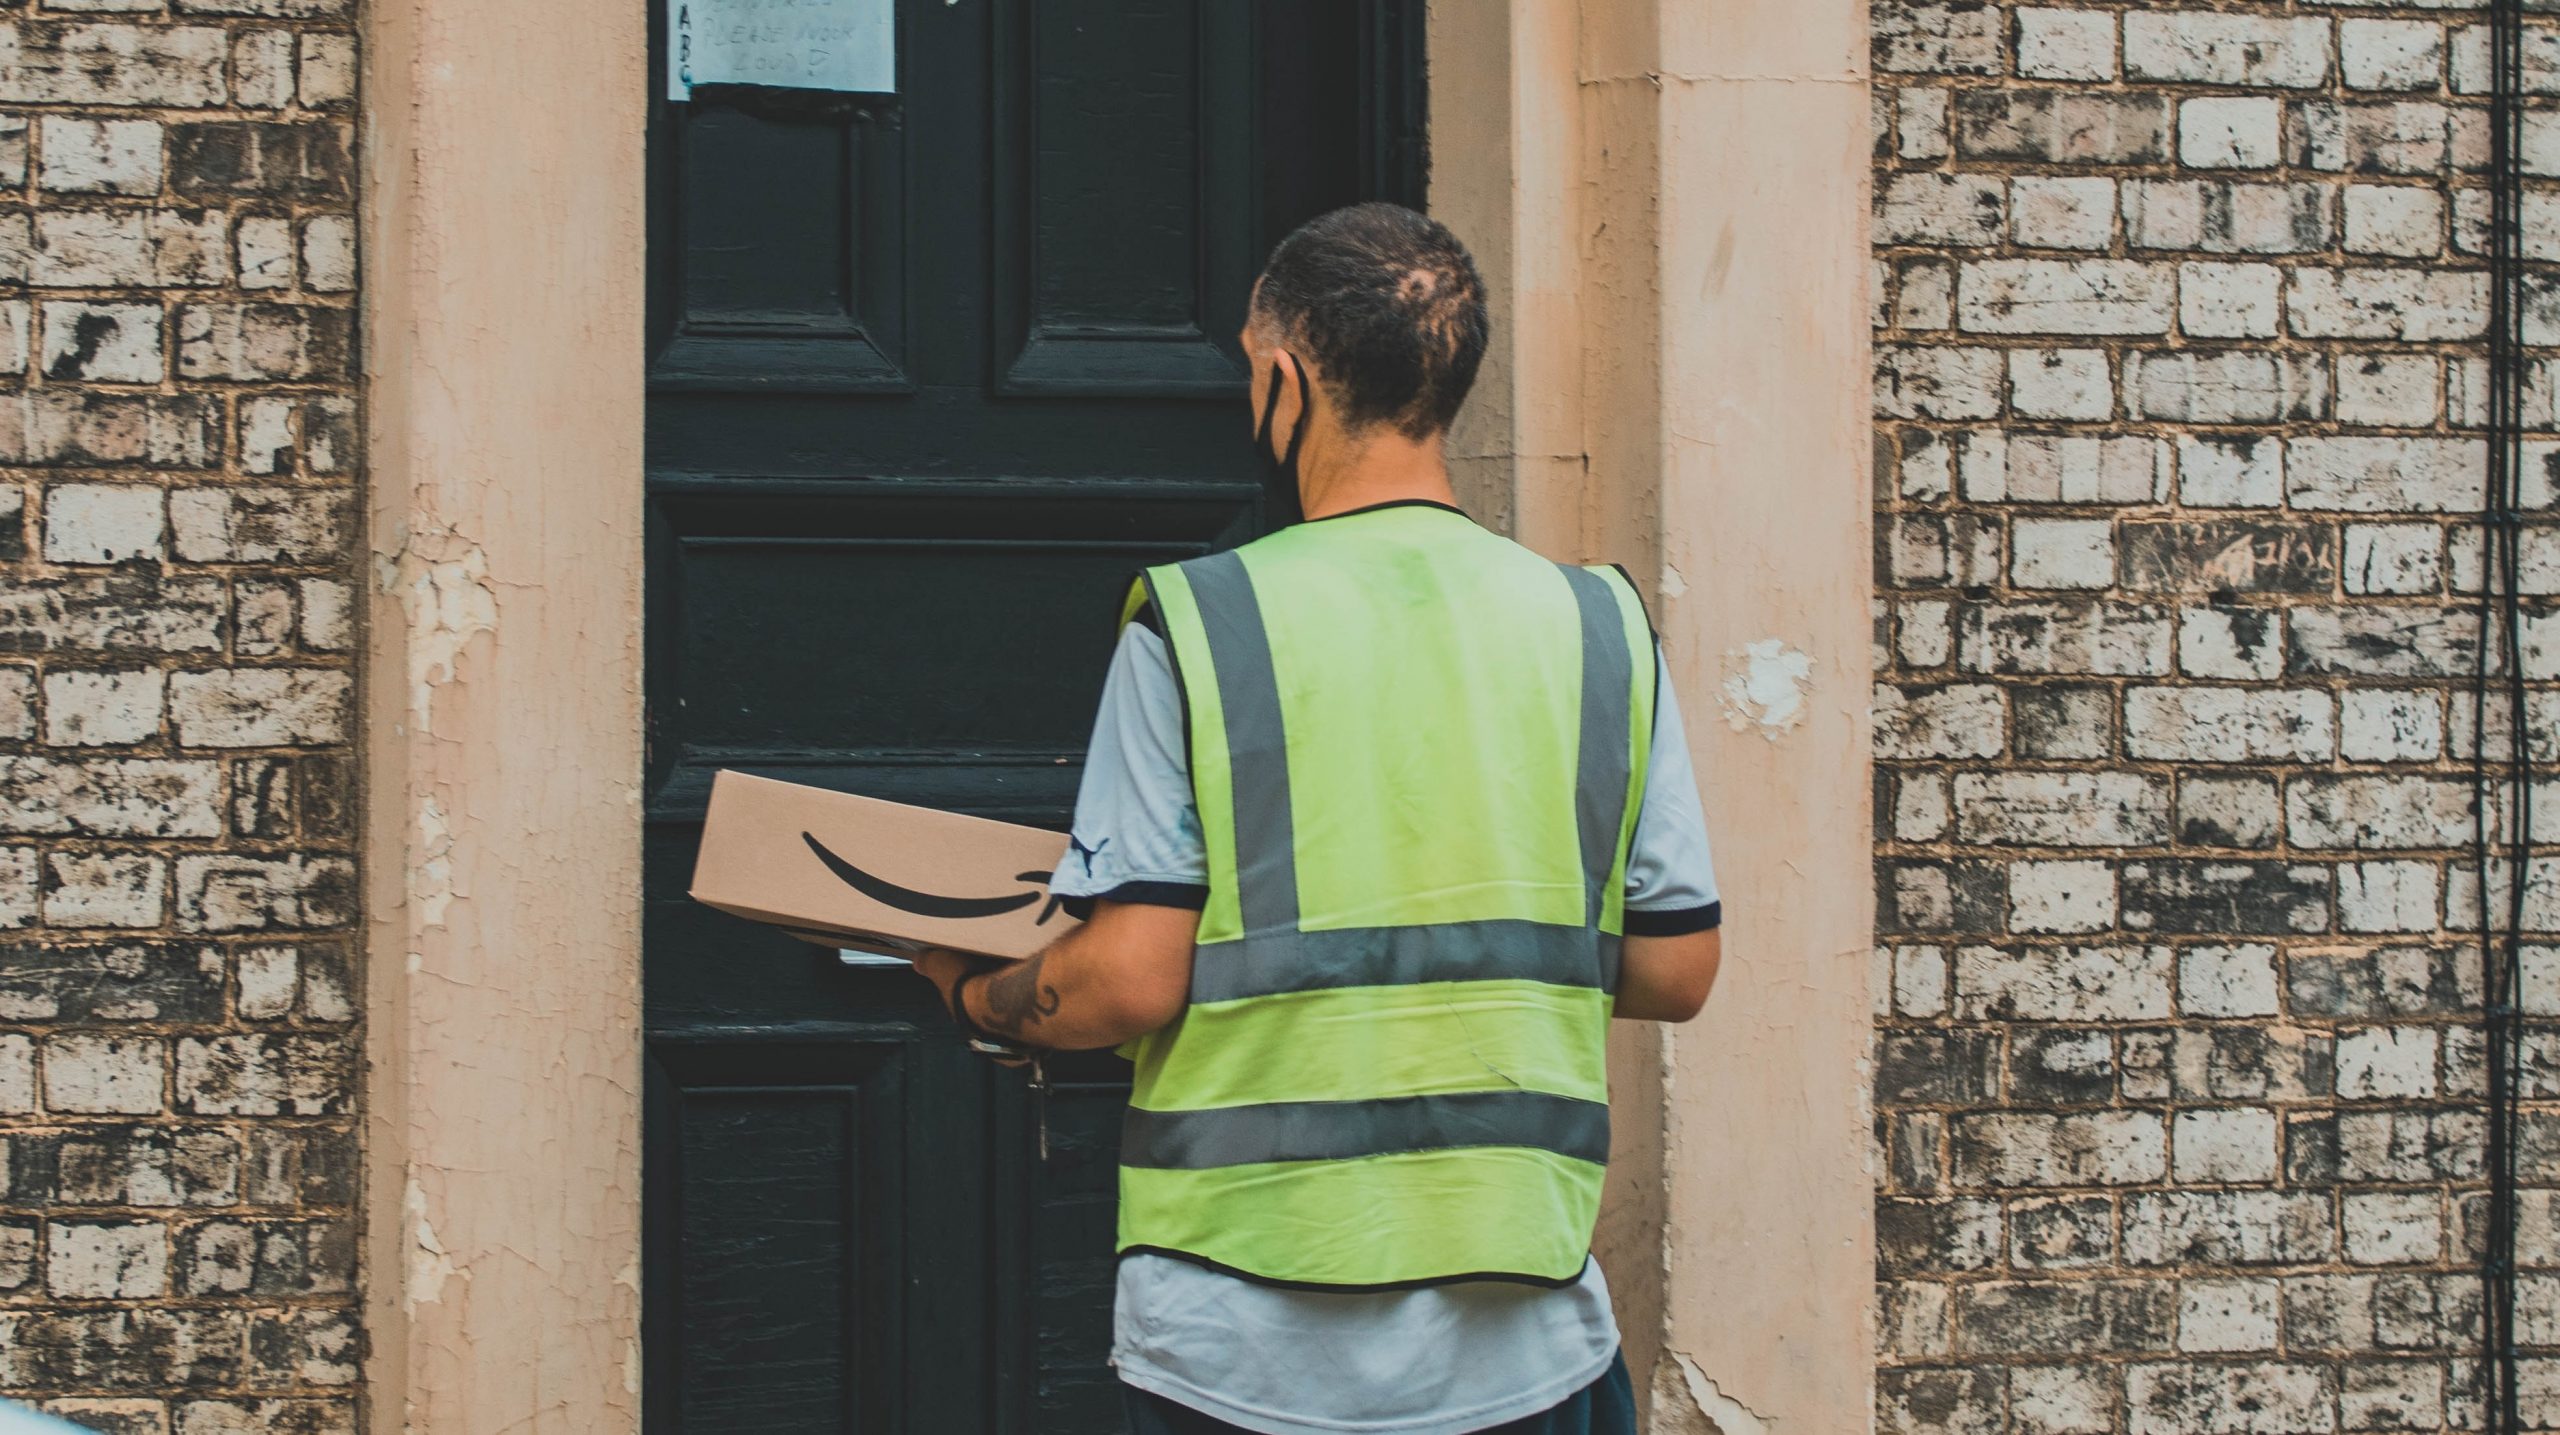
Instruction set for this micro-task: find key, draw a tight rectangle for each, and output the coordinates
[1030,1055,1050,1162]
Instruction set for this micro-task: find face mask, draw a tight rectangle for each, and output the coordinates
[1254,356,1313,500]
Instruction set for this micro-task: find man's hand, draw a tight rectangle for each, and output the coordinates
[914,900,1199,1052]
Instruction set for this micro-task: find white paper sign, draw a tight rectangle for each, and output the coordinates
[668,0,896,101]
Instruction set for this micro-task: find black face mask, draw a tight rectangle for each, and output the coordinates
[1254,357,1313,501]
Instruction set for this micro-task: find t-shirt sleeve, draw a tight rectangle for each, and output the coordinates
[1622,647,1722,935]
[1049,617,1211,916]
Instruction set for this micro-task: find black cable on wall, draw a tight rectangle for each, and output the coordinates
[2475,0,2529,1427]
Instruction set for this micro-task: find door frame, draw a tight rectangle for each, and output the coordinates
[361,1,1874,1429]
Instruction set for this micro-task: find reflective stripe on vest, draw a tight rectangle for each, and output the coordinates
[1115,508,1654,1290]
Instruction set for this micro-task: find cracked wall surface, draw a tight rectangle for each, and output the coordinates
[1873,4,2560,1432]
[0,0,365,1429]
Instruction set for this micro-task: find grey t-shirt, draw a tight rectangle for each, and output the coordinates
[1051,620,1720,1435]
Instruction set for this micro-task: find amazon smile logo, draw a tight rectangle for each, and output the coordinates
[802,832,1066,925]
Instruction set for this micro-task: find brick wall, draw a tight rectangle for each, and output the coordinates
[1873,4,2560,1432]
[0,3,362,1431]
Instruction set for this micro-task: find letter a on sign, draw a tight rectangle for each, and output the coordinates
[668,0,896,101]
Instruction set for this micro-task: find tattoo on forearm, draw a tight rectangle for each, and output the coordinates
[981,953,1063,1035]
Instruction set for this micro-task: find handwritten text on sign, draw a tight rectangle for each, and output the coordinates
[668,0,896,101]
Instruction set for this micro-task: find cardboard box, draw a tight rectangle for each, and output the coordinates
[690,770,1080,960]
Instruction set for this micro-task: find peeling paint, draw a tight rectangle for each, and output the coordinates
[404,1178,465,1313]
[1652,1351,1775,1435]
[411,797,456,930]
[1719,638,1813,739]
[377,526,500,727]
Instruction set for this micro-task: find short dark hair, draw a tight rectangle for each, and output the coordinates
[1250,202,1489,440]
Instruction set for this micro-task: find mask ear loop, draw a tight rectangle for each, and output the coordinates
[1254,361,1285,453]
[1281,363,1313,469]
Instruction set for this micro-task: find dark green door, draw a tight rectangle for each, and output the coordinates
[641,5,1422,1430]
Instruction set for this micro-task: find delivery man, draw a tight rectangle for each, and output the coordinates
[917,201,1722,1435]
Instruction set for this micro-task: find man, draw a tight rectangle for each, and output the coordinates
[918,202,1721,1435]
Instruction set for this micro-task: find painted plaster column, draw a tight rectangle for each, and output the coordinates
[362,0,648,1427]
[1618,4,1879,1428]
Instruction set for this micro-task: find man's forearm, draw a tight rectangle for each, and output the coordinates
[956,902,1197,1050]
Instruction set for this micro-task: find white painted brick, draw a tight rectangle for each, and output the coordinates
[1985,436,2167,504]
[1877,345,2004,420]
[2287,437,2486,512]
[2177,436,2283,508]
[1960,600,2173,677]
[37,117,161,196]
[1896,86,1951,162]
[2177,261,2281,339]
[2343,1192,2443,1265]
[0,1033,29,1113]
[1893,945,1950,1019]
[42,669,163,747]
[1954,771,2169,846]
[2179,97,2282,169]
[2178,608,2284,682]
[1895,770,1951,840]
[2343,184,2447,256]
[42,482,163,564]
[2009,861,2117,935]
[2016,8,2117,81]
[1893,256,1955,330]
[2341,19,2447,92]
[2287,267,2487,339]
[2339,690,2444,763]
[300,577,352,650]
[2124,180,2336,254]
[231,28,294,110]
[235,214,293,291]
[1956,944,2172,1021]
[169,668,348,746]
[0,848,31,931]
[1954,1110,2167,1187]
[2336,1025,2439,1099]
[1882,172,2006,247]
[1959,259,2175,336]
[2123,688,2334,763]
[2288,775,2475,849]
[2335,354,2440,427]
[43,1034,162,1114]
[2010,176,2115,250]
[2012,519,2114,590]
[2179,944,2280,1018]
[2337,860,2441,934]
[300,31,358,108]
[301,214,354,292]
[2128,352,2324,424]
[2008,349,2113,421]
[2342,524,2442,596]
[2177,1276,2281,1351]
[42,851,166,929]
[46,1222,167,1299]
[39,301,162,383]
[1877,683,2007,760]
[1898,599,1953,668]
[2124,13,2334,88]
[0,668,27,742]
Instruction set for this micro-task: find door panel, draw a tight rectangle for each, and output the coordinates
[642,4,1422,1430]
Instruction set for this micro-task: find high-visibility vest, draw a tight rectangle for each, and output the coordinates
[1115,503,1656,1290]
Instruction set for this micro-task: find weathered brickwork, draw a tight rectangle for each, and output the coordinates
[1876,4,2560,1432]
[0,2,362,1430]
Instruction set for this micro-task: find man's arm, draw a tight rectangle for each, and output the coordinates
[1615,928,1721,1023]
[915,898,1197,1052]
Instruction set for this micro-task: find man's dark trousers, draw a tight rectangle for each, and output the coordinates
[1120,1351,1638,1435]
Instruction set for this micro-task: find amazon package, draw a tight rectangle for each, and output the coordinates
[690,770,1079,961]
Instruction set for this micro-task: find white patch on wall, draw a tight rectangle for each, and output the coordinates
[668,0,896,100]
[1721,638,1813,739]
